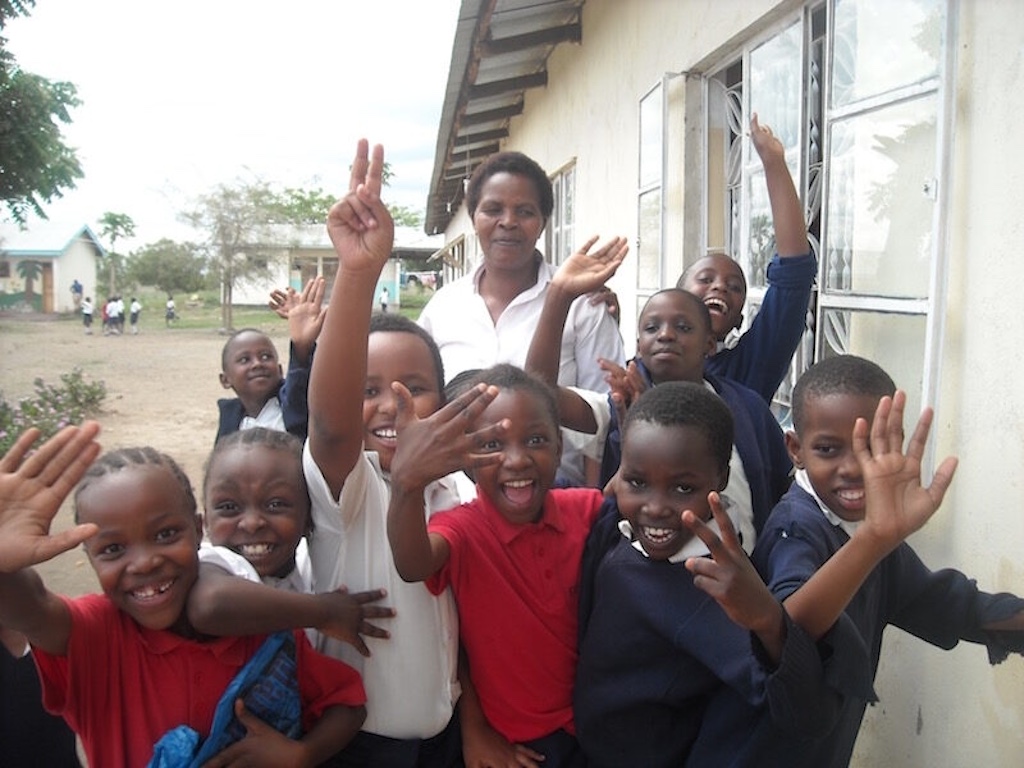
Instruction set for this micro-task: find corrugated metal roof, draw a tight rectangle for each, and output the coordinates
[425,0,585,234]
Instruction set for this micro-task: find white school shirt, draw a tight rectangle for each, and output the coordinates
[417,256,625,394]
[239,396,285,433]
[303,442,461,739]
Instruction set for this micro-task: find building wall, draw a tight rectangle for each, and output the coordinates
[443,0,1024,764]
[58,241,99,313]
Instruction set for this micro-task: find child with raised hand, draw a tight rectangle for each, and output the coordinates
[0,423,366,768]
[215,275,326,443]
[186,427,393,659]
[528,243,790,549]
[676,114,816,402]
[752,355,1024,767]
[387,361,605,767]
[574,381,830,768]
[303,139,466,766]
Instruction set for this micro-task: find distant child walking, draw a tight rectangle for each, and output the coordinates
[379,285,389,313]
[80,297,93,334]
[129,297,142,334]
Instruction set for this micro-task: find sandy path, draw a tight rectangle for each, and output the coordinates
[0,314,294,597]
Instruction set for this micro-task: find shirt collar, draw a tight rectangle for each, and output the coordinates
[136,624,253,665]
[476,485,564,545]
[794,468,862,538]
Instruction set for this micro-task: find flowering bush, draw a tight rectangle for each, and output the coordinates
[0,369,107,455]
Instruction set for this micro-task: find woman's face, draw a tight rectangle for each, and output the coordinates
[472,172,545,275]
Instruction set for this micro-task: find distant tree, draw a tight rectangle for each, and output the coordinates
[274,186,336,225]
[126,239,207,295]
[389,204,424,228]
[15,258,41,300]
[97,212,136,295]
[0,2,83,225]
[181,181,286,331]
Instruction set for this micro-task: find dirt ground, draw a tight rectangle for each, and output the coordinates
[0,313,295,598]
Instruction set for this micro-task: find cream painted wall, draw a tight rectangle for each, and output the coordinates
[852,1,1024,764]
[443,2,1024,761]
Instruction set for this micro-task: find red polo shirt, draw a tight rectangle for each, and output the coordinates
[32,594,365,768]
[427,487,603,742]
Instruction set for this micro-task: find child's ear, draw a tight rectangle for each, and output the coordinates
[703,332,717,358]
[715,465,731,493]
[784,430,804,469]
[218,372,232,390]
[733,312,744,331]
[192,513,204,544]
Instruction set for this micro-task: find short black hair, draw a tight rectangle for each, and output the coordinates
[677,252,748,293]
[465,151,554,220]
[469,363,559,430]
[369,312,446,400]
[74,446,197,523]
[220,328,277,370]
[791,355,896,434]
[203,427,305,503]
[638,288,713,335]
[444,368,484,403]
[622,381,733,474]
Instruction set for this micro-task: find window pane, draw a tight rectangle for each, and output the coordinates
[819,308,926,418]
[750,20,803,150]
[638,189,662,291]
[832,0,942,108]
[824,95,937,298]
[639,84,663,187]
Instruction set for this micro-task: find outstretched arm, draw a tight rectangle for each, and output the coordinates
[387,383,504,582]
[187,565,393,656]
[308,140,394,496]
[751,114,808,259]
[0,423,102,655]
[525,235,628,433]
[782,391,958,640]
[685,493,786,663]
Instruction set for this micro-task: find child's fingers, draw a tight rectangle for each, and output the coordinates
[707,491,743,552]
[0,428,41,473]
[852,416,871,466]
[348,138,369,193]
[442,383,500,426]
[465,449,506,471]
[904,405,934,464]
[360,604,396,620]
[867,395,893,457]
[35,426,101,492]
[359,620,391,639]
[681,508,724,559]
[391,381,417,430]
[926,455,959,507]
[363,143,385,200]
[512,743,546,766]
[575,234,600,256]
[350,587,387,605]
[883,390,907,454]
[31,523,99,564]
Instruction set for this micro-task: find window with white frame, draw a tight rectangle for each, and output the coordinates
[703,0,952,424]
[636,81,665,328]
[546,162,576,265]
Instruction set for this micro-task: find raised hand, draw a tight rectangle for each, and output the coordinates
[853,391,958,553]
[268,286,297,320]
[683,492,784,658]
[600,358,647,414]
[0,423,102,573]
[327,139,395,275]
[286,276,327,357]
[750,113,785,166]
[550,235,629,300]
[317,586,395,657]
[388,382,505,492]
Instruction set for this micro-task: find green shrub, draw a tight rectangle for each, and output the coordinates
[0,369,107,454]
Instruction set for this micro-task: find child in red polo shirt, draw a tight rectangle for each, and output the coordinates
[386,363,599,767]
[0,422,366,768]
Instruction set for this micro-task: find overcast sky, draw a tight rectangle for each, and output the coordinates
[2,0,461,250]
